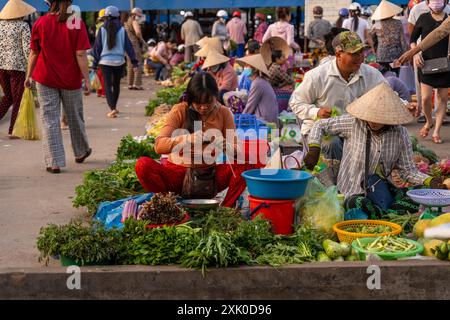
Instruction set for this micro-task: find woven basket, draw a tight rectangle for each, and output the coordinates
[333,220,402,244]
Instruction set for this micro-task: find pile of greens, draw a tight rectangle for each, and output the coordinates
[146,84,187,116]
[73,160,143,215]
[116,134,158,161]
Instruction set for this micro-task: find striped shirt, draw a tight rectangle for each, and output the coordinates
[308,114,430,197]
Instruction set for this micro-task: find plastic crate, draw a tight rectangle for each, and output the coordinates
[234,114,269,140]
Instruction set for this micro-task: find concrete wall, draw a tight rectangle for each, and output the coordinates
[1,261,450,299]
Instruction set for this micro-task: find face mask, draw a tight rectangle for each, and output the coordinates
[242,68,252,76]
[428,0,445,12]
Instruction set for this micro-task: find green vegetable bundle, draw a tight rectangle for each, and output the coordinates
[116,134,158,161]
[146,84,187,116]
[344,225,393,234]
[73,161,144,214]
[357,236,416,253]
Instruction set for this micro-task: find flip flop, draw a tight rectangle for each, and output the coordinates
[419,124,434,138]
[432,135,443,144]
[75,148,92,163]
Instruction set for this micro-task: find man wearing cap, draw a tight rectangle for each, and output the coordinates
[303,83,449,218]
[227,11,247,58]
[181,11,203,63]
[289,31,385,161]
[307,6,332,51]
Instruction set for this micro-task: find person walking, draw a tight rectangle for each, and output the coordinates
[25,0,92,173]
[307,6,332,51]
[0,0,35,139]
[335,8,349,28]
[343,2,374,50]
[253,13,268,44]
[95,8,106,98]
[410,0,450,144]
[125,7,145,90]
[371,0,409,76]
[263,7,300,53]
[226,11,247,58]
[212,10,230,51]
[181,11,203,63]
[92,6,138,119]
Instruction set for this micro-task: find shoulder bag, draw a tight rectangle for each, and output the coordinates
[421,19,450,75]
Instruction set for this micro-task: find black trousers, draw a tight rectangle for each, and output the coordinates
[100,64,124,110]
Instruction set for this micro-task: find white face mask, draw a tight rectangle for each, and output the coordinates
[135,15,146,24]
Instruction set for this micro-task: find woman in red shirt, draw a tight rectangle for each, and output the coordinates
[25,0,92,173]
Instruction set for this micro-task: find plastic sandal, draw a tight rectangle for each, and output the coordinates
[419,124,433,138]
[432,135,443,144]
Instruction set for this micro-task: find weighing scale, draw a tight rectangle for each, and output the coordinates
[407,189,450,219]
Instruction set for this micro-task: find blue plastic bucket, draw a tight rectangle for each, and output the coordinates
[242,169,313,200]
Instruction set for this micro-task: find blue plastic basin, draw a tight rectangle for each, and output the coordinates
[242,169,313,200]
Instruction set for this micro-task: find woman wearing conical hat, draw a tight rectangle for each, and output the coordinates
[304,83,449,218]
[0,0,36,139]
[237,54,278,124]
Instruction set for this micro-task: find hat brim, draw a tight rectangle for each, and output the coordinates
[339,43,370,54]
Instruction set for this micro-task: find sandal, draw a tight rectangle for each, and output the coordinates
[432,135,443,144]
[107,110,118,118]
[419,124,434,138]
[75,148,92,163]
[46,167,61,174]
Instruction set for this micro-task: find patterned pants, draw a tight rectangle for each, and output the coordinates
[127,43,142,88]
[0,69,25,134]
[36,83,90,167]
[344,185,420,220]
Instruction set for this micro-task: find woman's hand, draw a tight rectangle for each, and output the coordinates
[413,53,424,69]
[398,47,420,64]
[24,77,32,89]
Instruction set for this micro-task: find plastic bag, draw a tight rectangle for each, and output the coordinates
[12,88,40,140]
[90,71,101,90]
[296,177,343,238]
[94,193,154,229]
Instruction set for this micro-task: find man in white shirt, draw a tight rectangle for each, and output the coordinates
[290,31,385,160]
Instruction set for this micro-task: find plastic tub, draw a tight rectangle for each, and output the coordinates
[249,196,296,235]
[242,169,312,200]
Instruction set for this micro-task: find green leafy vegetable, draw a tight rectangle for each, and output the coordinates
[116,134,158,161]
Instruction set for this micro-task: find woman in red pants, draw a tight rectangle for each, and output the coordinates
[136,72,263,207]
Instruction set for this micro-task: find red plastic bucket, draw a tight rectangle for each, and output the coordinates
[241,139,269,165]
[248,196,295,235]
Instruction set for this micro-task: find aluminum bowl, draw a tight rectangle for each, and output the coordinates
[181,199,221,211]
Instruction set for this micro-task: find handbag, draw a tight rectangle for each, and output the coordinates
[364,130,394,211]
[181,166,217,199]
[421,32,450,75]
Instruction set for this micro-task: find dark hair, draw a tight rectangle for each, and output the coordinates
[335,16,345,28]
[247,40,260,54]
[104,17,120,50]
[184,73,219,132]
[276,7,291,21]
[325,27,349,55]
[271,50,283,63]
[186,72,219,106]
[49,0,73,23]
[350,10,360,32]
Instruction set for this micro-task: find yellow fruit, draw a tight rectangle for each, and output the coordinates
[428,213,450,228]
[413,219,431,238]
[423,239,445,257]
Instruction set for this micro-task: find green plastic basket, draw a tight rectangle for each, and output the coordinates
[351,237,424,261]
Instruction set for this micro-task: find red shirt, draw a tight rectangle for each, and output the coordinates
[31,14,91,90]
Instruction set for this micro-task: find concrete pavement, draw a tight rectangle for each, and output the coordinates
[0,76,158,269]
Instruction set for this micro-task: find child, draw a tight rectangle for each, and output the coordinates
[268,50,294,89]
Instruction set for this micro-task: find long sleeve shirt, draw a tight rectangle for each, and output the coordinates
[155,102,235,167]
[418,15,450,52]
[289,59,386,135]
[268,63,294,88]
[181,19,203,46]
[262,21,299,52]
[226,18,247,44]
[150,41,171,65]
[307,18,332,49]
[308,114,430,197]
[242,77,278,123]
[0,20,31,72]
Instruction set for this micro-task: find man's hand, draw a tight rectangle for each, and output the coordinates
[317,107,332,119]
[413,53,424,69]
[303,146,321,171]
[406,102,421,117]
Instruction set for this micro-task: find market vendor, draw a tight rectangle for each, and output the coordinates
[289,31,386,161]
[135,72,261,207]
[202,50,238,103]
[303,82,449,219]
[239,54,279,124]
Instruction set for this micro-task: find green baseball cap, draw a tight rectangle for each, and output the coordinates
[332,31,369,54]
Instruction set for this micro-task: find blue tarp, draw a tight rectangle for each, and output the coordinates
[0,0,306,12]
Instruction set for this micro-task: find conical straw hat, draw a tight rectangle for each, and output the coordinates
[195,38,223,57]
[202,50,230,69]
[261,36,291,66]
[236,54,270,76]
[0,0,36,20]
[371,0,403,21]
[346,82,414,125]
[196,36,209,48]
